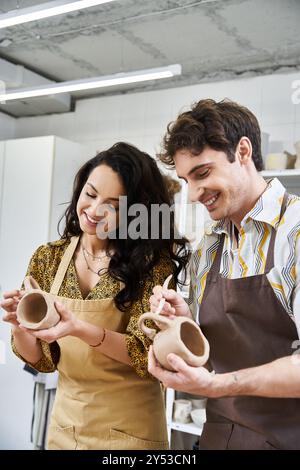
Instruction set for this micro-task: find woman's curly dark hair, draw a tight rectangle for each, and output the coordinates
[59,142,190,312]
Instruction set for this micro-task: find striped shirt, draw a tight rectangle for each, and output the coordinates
[188,178,300,338]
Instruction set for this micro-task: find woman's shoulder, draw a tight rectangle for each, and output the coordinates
[26,238,73,290]
[48,238,70,248]
[31,238,71,262]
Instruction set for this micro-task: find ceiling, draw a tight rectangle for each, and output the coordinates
[0,0,299,117]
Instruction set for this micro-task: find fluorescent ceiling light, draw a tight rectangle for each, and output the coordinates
[0,0,116,29]
[0,65,182,102]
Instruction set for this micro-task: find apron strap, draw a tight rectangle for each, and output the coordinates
[50,236,80,295]
[209,234,225,281]
[265,191,289,273]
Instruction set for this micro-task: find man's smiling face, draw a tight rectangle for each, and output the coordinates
[174,145,249,223]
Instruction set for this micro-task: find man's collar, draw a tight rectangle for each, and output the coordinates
[211,178,286,236]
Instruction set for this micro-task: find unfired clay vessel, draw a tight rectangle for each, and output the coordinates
[16,276,60,330]
[139,311,209,371]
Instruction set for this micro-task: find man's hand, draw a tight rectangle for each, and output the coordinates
[148,346,219,397]
[149,286,192,318]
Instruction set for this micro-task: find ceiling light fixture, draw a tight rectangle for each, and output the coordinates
[0,64,182,102]
[0,0,116,29]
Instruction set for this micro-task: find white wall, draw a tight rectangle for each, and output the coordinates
[0,137,54,450]
[0,113,15,140]
[49,136,88,240]
[13,71,300,159]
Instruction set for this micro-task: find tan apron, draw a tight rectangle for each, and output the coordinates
[47,236,168,450]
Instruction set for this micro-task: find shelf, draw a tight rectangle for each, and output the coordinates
[169,420,204,435]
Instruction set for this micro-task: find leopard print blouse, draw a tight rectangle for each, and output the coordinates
[11,238,175,378]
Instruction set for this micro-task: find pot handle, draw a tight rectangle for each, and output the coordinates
[23,276,41,291]
[138,312,173,340]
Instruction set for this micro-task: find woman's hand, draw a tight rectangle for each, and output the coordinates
[1,289,25,331]
[19,302,79,343]
[149,286,192,318]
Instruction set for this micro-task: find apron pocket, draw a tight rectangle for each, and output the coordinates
[109,428,169,450]
[228,424,278,450]
[47,424,77,450]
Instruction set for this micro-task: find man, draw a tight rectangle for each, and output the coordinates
[149,99,300,450]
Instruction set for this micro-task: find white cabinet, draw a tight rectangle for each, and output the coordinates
[0,135,87,292]
[166,388,205,448]
[0,135,87,449]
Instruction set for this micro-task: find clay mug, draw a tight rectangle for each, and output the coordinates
[16,276,60,330]
[139,311,209,371]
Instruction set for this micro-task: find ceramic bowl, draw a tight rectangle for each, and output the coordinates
[265,152,287,170]
[190,408,206,427]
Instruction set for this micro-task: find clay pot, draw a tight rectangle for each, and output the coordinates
[265,152,287,170]
[294,141,300,169]
[16,276,60,330]
[138,311,209,371]
[173,399,192,423]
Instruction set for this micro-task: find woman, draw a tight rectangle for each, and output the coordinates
[2,142,189,450]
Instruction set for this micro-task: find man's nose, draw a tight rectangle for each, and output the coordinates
[189,185,204,203]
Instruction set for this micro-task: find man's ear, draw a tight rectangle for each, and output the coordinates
[236,137,252,165]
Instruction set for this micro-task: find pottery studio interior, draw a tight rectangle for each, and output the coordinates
[1,0,300,452]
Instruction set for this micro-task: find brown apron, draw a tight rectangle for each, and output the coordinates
[198,192,300,450]
[47,236,169,450]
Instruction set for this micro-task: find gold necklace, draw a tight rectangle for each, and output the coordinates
[81,245,103,275]
[82,244,109,261]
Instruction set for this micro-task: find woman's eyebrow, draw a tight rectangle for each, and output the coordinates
[87,182,98,193]
[87,183,119,202]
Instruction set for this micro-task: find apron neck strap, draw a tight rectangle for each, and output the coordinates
[209,233,225,279]
[50,236,80,295]
[265,191,289,272]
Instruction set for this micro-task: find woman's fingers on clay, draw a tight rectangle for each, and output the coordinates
[0,297,19,312]
[2,311,18,325]
[3,290,21,300]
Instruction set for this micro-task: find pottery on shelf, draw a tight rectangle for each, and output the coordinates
[265,152,287,170]
[173,399,192,424]
[16,276,60,330]
[294,141,300,169]
[284,151,297,169]
[190,408,206,427]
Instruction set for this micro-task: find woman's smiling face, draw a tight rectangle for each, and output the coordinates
[76,164,126,238]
